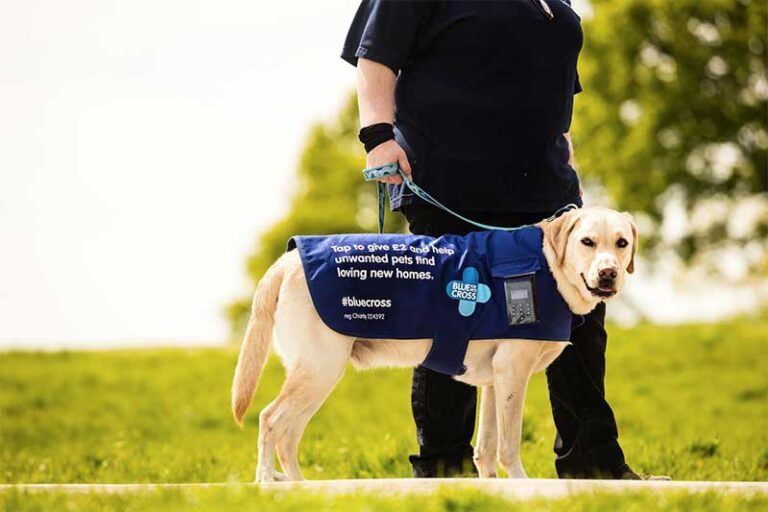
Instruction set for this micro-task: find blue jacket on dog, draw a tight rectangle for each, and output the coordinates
[287,226,574,376]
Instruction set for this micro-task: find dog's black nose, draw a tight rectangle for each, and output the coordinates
[599,267,618,280]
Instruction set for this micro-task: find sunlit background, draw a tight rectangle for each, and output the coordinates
[1,1,358,347]
[1,0,765,349]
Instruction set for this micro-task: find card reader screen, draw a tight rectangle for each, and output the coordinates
[507,289,529,300]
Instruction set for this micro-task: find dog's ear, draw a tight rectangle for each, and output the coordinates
[544,210,582,266]
[624,212,638,274]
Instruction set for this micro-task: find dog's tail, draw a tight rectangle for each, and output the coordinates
[231,256,285,426]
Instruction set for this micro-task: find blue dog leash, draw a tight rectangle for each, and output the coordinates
[363,162,578,233]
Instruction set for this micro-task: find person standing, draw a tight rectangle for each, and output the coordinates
[342,0,664,480]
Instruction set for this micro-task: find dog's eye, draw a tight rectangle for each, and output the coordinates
[580,238,595,247]
[616,238,629,248]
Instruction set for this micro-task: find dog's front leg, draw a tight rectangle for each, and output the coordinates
[492,344,535,479]
[474,385,498,478]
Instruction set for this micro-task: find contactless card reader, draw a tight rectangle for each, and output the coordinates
[503,274,538,326]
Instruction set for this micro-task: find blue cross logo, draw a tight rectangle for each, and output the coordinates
[445,267,492,317]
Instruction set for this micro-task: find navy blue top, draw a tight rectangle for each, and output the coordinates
[342,0,584,213]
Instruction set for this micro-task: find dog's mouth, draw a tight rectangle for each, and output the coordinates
[581,273,616,298]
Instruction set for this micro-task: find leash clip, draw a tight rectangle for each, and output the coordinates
[545,203,579,222]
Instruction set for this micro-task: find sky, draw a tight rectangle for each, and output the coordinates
[0,0,359,348]
[0,1,761,350]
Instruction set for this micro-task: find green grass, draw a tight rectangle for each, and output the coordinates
[1,318,767,510]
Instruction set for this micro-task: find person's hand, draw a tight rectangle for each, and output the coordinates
[366,140,412,184]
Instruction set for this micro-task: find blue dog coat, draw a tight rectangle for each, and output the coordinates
[287,226,574,376]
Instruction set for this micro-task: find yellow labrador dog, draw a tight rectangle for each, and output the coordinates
[232,206,637,482]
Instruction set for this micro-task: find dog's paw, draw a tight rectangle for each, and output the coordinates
[255,470,290,483]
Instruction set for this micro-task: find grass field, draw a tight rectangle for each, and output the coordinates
[1,318,767,510]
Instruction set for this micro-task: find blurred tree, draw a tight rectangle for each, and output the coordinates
[226,96,405,334]
[573,0,767,271]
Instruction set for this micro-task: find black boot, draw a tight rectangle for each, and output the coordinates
[409,447,478,478]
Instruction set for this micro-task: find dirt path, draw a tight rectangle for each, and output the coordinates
[2,478,767,499]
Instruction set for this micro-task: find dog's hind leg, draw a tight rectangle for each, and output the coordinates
[255,391,290,482]
[256,317,352,483]
[474,385,498,478]
[275,354,348,481]
[256,358,348,482]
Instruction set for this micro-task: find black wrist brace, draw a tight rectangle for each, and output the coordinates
[358,123,394,153]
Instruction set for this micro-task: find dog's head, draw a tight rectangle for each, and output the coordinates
[542,207,638,312]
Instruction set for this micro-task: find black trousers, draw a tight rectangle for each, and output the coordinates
[402,204,626,478]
